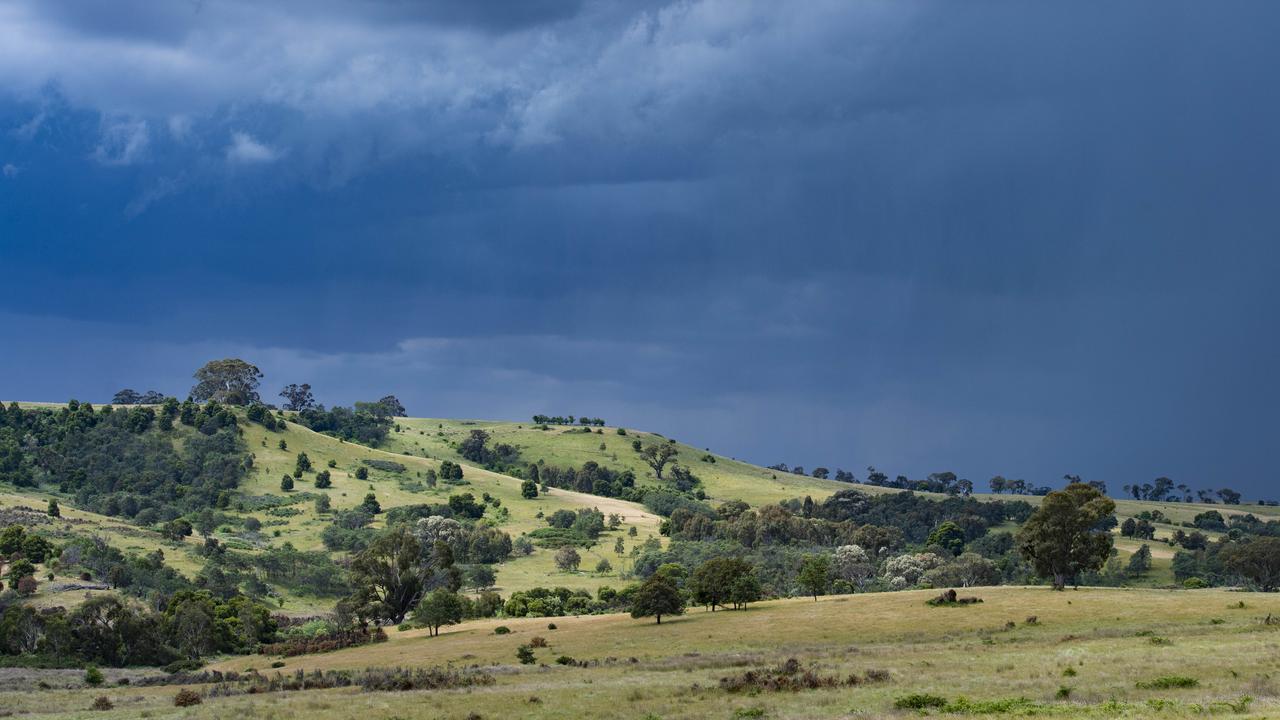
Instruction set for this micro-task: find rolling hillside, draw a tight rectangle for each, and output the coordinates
[4,402,1277,614]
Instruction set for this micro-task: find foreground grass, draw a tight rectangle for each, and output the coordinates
[9,587,1280,719]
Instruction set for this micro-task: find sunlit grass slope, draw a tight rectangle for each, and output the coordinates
[8,586,1280,719]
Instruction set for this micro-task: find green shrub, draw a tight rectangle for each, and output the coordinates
[84,666,104,686]
[1136,676,1199,689]
[894,694,947,710]
[494,626,511,635]
[517,645,536,664]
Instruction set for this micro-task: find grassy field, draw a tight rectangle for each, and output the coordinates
[6,586,1280,719]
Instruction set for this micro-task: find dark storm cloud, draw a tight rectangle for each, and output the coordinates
[1,0,1279,496]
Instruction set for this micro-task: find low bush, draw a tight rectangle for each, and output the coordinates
[1136,676,1199,690]
[174,689,203,707]
[494,626,511,635]
[91,696,113,711]
[259,627,387,657]
[926,589,983,606]
[894,694,948,710]
[362,459,407,474]
[719,658,860,693]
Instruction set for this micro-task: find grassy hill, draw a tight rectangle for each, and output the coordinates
[378,417,861,506]
[5,403,1278,612]
[5,586,1277,718]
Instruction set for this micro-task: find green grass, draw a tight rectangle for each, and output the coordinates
[6,587,1280,719]
[380,417,863,507]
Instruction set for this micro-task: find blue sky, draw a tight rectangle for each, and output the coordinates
[1,1,1278,497]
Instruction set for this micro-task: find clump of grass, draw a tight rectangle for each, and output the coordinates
[894,693,948,710]
[174,689,203,707]
[943,697,1038,714]
[90,696,113,711]
[1136,676,1199,690]
[1062,667,1077,677]
[1147,636,1171,646]
[1056,685,1073,699]
[733,708,766,719]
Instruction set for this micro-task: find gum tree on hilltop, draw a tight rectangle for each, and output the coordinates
[1016,482,1115,590]
[190,359,263,406]
[279,383,316,411]
[639,443,678,480]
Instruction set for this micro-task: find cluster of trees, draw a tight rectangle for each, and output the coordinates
[457,429,521,471]
[527,461,640,501]
[1122,478,1242,505]
[861,470,977,495]
[0,400,249,518]
[0,591,277,666]
[532,415,605,426]
[111,389,168,405]
[294,405,394,446]
[767,464,857,482]
[1,521,281,667]
[987,476,1054,496]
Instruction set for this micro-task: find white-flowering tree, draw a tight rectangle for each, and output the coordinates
[832,544,875,589]
[921,552,1000,588]
[881,552,946,590]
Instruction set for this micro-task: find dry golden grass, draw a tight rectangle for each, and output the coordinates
[8,586,1280,719]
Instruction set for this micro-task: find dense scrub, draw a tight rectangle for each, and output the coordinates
[0,400,249,517]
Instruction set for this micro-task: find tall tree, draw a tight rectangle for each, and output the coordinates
[639,443,679,480]
[630,573,684,624]
[688,557,757,611]
[356,395,407,418]
[797,554,831,601]
[190,359,263,406]
[279,383,315,411]
[1016,482,1115,590]
[1223,537,1280,591]
[112,389,141,405]
[412,588,464,636]
[347,527,431,624]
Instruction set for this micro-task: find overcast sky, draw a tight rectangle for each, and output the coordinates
[1,1,1278,497]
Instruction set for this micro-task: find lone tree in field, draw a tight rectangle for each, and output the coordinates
[640,443,679,480]
[279,383,315,411]
[521,479,538,499]
[412,588,465,636]
[797,554,832,601]
[630,573,684,624]
[190,358,263,405]
[1016,482,1115,590]
[554,546,581,572]
[1223,537,1280,591]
